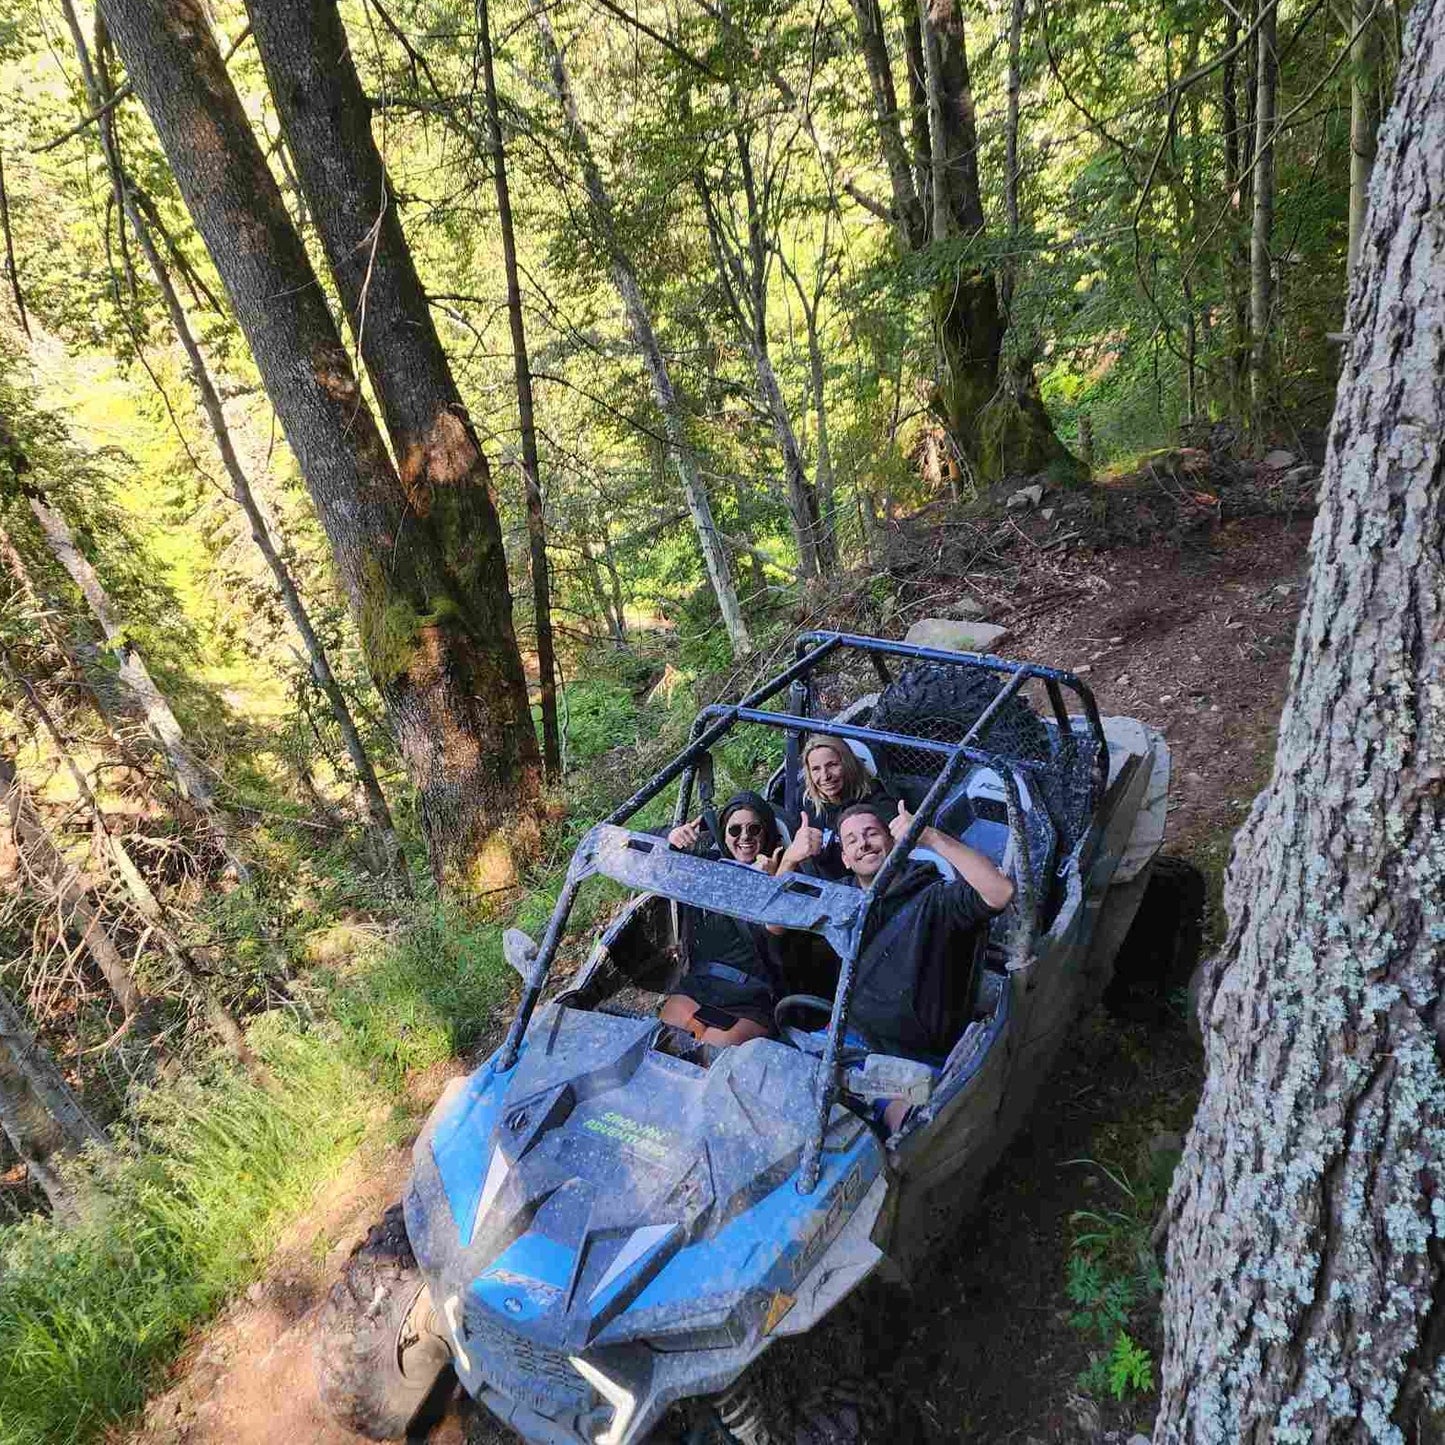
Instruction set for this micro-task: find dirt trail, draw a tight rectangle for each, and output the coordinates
[128,513,1313,1445]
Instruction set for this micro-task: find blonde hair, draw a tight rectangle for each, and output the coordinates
[801,733,871,810]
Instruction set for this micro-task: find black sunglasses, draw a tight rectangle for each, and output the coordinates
[726,821,764,840]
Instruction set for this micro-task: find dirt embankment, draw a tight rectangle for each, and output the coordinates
[127,510,1314,1445]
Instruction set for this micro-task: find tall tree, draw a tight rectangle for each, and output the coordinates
[1249,1,1279,418]
[58,0,407,888]
[242,0,540,822]
[1157,1,1445,1433]
[477,0,561,780]
[97,0,542,889]
[528,0,752,658]
[847,0,1073,482]
[693,113,832,580]
[1346,0,1381,278]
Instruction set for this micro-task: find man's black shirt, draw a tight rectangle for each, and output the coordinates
[843,860,998,1060]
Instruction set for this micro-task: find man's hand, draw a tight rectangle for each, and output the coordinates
[781,821,823,868]
[893,802,1014,911]
[889,799,915,845]
[667,816,703,851]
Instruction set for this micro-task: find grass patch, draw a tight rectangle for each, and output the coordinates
[0,902,511,1445]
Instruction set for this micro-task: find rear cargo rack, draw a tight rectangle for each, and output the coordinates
[494,633,1106,1193]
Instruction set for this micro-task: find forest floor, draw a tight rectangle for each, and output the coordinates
[125,501,1316,1445]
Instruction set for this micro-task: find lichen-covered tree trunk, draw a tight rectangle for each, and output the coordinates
[98,0,540,890]
[1156,4,1445,1435]
[244,0,541,828]
[0,983,106,1220]
[530,0,751,657]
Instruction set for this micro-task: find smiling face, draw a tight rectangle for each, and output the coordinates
[806,744,847,804]
[723,807,766,863]
[839,809,893,881]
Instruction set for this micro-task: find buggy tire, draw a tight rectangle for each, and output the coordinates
[869,663,1050,779]
[693,1371,904,1445]
[314,1202,453,1441]
[791,1380,904,1445]
[1104,855,1206,1021]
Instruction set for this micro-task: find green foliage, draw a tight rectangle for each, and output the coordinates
[561,676,639,762]
[1063,1156,1166,1403]
[329,903,510,1083]
[0,1022,373,1445]
[0,897,511,1445]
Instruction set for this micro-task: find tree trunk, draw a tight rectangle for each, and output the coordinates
[846,0,927,248]
[0,983,106,1220]
[0,147,29,339]
[1001,0,1024,318]
[1157,5,1445,1435]
[65,0,406,889]
[1346,0,1381,278]
[1222,11,1251,426]
[600,523,628,644]
[477,0,560,781]
[1249,0,1278,419]
[581,534,625,648]
[928,1,1071,480]
[777,247,838,563]
[0,523,130,755]
[23,489,250,880]
[693,127,828,582]
[98,0,540,891]
[0,748,142,1019]
[244,0,541,873]
[529,0,751,657]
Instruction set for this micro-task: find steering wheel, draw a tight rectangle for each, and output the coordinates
[774,994,835,1033]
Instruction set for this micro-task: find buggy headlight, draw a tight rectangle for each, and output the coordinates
[569,1356,637,1445]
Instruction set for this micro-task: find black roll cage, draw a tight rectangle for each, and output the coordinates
[494,632,1107,1193]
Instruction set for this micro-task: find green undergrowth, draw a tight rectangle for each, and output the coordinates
[1064,1144,1176,1403]
[0,898,512,1445]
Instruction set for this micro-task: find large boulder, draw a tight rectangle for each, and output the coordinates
[904,617,1010,653]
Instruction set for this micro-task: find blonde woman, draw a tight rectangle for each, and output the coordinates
[792,733,894,879]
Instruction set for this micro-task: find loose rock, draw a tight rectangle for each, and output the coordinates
[904,617,1010,653]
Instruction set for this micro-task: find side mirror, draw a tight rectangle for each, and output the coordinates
[503,928,540,982]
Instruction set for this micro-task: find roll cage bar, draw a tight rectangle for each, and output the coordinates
[494,633,1106,1193]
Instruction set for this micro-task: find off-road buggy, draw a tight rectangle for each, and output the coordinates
[315,631,1176,1444]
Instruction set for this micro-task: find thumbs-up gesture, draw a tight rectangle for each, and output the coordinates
[668,816,703,851]
[889,799,913,845]
[782,820,824,867]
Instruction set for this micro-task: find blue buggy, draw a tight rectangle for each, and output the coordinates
[314,632,1174,1444]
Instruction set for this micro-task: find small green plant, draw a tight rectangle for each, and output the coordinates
[1063,1157,1162,1402]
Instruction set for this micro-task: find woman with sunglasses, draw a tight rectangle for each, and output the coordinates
[658,791,785,1046]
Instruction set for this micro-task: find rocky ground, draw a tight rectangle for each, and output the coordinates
[126,482,1316,1445]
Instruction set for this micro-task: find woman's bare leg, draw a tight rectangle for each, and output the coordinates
[660,994,771,1047]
